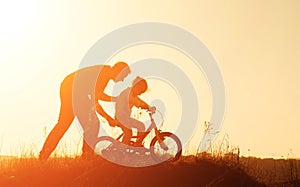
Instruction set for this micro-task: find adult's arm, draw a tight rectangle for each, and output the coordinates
[95,84,116,102]
[91,66,115,102]
[95,101,117,126]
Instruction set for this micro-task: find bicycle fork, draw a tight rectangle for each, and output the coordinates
[154,128,168,151]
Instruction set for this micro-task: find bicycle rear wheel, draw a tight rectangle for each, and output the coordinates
[150,132,182,162]
[94,136,115,154]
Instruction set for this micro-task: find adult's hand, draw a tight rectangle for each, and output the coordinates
[107,118,120,127]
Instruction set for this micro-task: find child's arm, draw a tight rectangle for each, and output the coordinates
[131,96,150,110]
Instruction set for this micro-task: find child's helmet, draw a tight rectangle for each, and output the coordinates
[132,76,148,95]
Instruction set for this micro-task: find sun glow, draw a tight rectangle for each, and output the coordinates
[0,1,299,158]
[0,0,43,95]
[0,0,38,38]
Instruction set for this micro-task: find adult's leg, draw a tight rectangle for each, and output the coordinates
[39,92,74,159]
[76,105,100,156]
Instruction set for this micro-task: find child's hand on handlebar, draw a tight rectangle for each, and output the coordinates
[149,106,156,114]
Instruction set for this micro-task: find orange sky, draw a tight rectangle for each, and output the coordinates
[0,1,299,158]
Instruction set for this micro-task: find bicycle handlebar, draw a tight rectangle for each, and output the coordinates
[148,108,164,128]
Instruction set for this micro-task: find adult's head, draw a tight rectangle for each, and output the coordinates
[132,76,148,96]
[112,61,131,82]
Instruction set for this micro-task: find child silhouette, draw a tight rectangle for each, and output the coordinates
[115,76,155,146]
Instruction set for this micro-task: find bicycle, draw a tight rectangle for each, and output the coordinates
[94,109,182,164]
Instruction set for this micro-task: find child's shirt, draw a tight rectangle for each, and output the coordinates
[115,87,149,121]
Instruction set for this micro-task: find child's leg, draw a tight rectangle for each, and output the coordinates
[121,127,132,145]
[128,118,145,132]
[117,117,146,146]
[128,118,146,146]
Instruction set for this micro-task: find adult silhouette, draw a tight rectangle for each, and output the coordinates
[39,62,130,159]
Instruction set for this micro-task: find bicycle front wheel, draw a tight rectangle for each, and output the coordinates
[150,132,182,162]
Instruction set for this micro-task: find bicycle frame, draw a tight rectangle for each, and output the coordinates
[115,112,163,146]
[96,109,182,163]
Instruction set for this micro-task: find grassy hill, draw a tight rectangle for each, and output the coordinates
[239,156,300,187]
[0,155,267,187]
